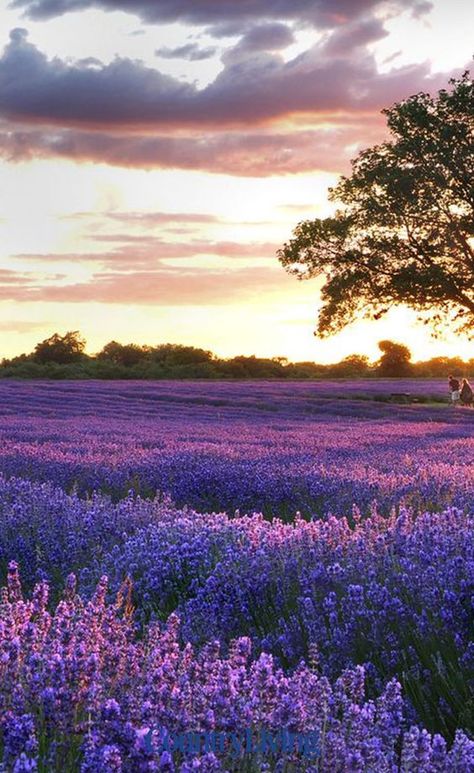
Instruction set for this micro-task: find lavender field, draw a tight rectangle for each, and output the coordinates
[1,380,474,771]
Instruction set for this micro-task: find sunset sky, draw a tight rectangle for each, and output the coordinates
[1,0,473,362]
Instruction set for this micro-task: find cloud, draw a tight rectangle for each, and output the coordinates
[0,120,389,176]
[63,211,221,225]
[14,238,281,270]
[9,0,433,29]
[40,267,289,304]
[0,6,461,178]
[0,268,33,284]
[0,29,197,129]
[322,18,389,56]
[205,21,253,39]
[0,320,50,332]
[155,24,298,66]
[0,269,63,300]
[0,26,455,130]
[0,264,293,305]
[383,50,402,66]
[411,1,433,19]
[278,203,319,212]
[232,23,295,52]
[155,43,217,61]
[94,236,279,257]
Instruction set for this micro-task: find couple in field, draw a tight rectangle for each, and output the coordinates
[448,375,473,406]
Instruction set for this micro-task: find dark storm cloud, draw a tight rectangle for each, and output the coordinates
[9,0,433,28]
[155,43,217,61]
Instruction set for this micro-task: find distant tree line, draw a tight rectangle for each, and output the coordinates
[0,331,472,380]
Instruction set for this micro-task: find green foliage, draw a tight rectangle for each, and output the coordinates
[278,71,474,337]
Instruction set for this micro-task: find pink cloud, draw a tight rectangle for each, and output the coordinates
[0,264,295,305]
[14,238,281,271]
[0,121,388,176]
[63,211,220,225]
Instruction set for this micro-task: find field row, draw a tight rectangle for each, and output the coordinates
[0,406,471,518]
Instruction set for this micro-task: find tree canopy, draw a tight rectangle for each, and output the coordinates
[376,340,412,377]
[97,341,150,367]
[278,71,474,338]
[34,331,86,364]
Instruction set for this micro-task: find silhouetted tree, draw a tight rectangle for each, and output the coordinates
[415,356,466,377]
[151,344,214,367]
[285,361,328,379]
[278,72,474,337]
[329,354,371,377]
[98,341,150,367]
[225,355,285,378]
[34,331,86,364]
[377,340,412,377]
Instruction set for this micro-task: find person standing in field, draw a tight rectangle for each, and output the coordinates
[448,375,461,406]
[460,378,474,407]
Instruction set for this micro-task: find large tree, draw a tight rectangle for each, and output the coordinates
[277,72,474,338]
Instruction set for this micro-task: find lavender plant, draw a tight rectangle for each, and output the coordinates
[1,566,474,772]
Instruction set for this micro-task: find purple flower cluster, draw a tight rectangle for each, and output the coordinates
[177,507,474,739]
[1,565,474,772]
[0,475,180,592]
[1,472,473,740]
